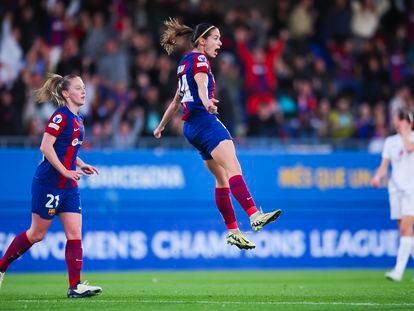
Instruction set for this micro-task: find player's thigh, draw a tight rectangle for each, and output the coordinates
[401,192,414,217]
[389,192,402,220]
[27,213,53,243]
[59,212,82,240]
[210,140,241,175]
[400,193,414,235]
[59,189,82,240]
[205,159,229,188]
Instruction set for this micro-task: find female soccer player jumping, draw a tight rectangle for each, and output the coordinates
[0,74,102,298]
[154,19,282,250]
[371,109,414,281]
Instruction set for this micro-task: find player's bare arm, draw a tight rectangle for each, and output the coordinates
[40,133,84,182]
[371,158,390,188]
[154,88,181,139]
[194,72,218,114]
[76,157,99,175]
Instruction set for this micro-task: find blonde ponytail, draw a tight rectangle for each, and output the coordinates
[160,18,193,55]
[35,73,78,107]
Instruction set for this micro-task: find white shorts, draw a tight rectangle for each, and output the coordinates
[389,191,414,220]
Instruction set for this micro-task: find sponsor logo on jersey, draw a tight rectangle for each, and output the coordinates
[53,114,63,124]
[72,138,83,146]
[197,63,208,68]
[74,127,80,132]
[48,123,60,130]
[197,55,207,62]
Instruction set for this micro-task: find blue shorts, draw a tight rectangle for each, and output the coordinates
[31,179,82,220]
[183,114,232,160]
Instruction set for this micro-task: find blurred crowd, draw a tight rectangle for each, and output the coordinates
[0,0,414,148]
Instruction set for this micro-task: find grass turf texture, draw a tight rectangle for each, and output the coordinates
[1,270,414,310]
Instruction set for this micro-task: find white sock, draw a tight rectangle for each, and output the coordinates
[394,236,413,276]
[250,211,260,220]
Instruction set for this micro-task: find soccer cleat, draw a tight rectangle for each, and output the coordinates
[226,230,256,250]
[385,270,402,282]
[67,281,102,298]
[250,209,282,232]
[0,271,4,289]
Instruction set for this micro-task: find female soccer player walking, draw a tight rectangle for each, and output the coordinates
[154,19,281,250]
[371,110,414,281]
[0,74,102,298]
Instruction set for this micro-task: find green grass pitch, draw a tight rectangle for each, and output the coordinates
[1,270,414,310]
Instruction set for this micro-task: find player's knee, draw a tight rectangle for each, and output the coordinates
[65,230,82,240]
[216,179,229,188]
[227,162,242,176]
[400,227,413,236]
[400,223,413,236]
[27,230,46,243]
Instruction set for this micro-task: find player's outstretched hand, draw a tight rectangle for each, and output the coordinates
[80,164,99,175]
[370,176,380,188]
[153,126,164,139]
[64,170,85,182]
[206,99,219,114]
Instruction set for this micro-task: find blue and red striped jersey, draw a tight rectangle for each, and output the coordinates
[177,52,216,120]
[34,106,84,189]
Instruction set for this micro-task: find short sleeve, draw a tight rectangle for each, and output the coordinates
[193,54,210,75]
[381,138,390,160]
[45,112,67,137]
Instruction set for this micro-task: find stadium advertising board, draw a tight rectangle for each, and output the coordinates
[0,149,396,271]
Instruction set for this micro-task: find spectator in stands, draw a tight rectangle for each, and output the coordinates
[0,13,23,87]
[98,37,129,86]
[288,0,315,40]
[0,0,412,147]
[351,0,390,39]
[354,102,375,138]
[234,27,285,116]
[112,104,144,149]
[329,97,355,139]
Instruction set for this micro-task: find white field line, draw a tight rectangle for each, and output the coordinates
[8,299,414,307]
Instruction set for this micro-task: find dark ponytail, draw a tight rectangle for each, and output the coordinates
[160,18,194,55]
[160,18,216,55]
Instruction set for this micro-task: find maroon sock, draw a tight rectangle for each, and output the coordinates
[215,187,238,230]
[0,231,33,272]
[65,240,83,288]
[229,175,258,217]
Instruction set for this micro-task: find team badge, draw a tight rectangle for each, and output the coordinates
[198,55,207,62]
[48,209,56,216]
[53,114,63,124]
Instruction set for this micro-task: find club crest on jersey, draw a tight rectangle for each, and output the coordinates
[177,64,186,74]
[48,209,56,216]
[198,55,207,62]
[53,114,63,124]
[72,138,83,146]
